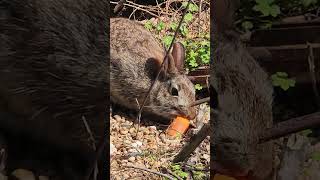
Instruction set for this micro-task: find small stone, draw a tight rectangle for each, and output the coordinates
[132,141,143,148]
[0,173,7,180]
[148,126,157,131]
[120,130,128,135]
[128,156,136,162]
[129,128,135,134]
[123,174,130,179]
[110,143,117,157]
[11,169,35,180]
[114,115,122,121]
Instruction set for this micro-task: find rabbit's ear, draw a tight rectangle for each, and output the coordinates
[167,54,179,75]
[213,0,240,32]
[171,42,185,72]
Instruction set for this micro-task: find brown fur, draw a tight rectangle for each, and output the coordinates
[0,0,109,179]
[110,18,196,120]
[211,0,274,179]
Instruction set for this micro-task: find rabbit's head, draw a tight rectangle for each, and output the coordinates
[146,42,197,120]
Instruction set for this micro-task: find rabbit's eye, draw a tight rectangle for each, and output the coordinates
[171,87,179,96]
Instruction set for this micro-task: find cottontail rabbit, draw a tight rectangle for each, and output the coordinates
[110,18,197,120]
[211,0,274,179]
[0,0,109,179]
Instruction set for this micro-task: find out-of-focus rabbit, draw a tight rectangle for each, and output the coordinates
[210,0,274,179]
[110,18,197,121]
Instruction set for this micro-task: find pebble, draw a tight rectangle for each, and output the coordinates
[128,156,136,162]
[148,126,157,131]
[110,143,117,157]
[114,115,122,121]
[11,169,35,180]
[131,141,142,148]
[120,130,128,135]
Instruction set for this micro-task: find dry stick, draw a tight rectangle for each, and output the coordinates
[198,0,203,36]
[113,0,126,14]
[174,111,320,163]
[134,0,192,137]
[123,165,176,180]
[110,1,160,17]
[307,42,320,109]
[173,123,211,163]
[190,97,210,107]
[82,116,98,180]
[259,111,320,143]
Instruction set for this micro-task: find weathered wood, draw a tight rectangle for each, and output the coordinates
[173,123,211,163]
[259,112,320,143]
[174,112,320,163]
[250,26,320,46]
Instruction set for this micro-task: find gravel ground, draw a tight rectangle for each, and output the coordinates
[110,104,210,180]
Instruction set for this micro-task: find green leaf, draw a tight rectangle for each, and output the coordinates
[182,2,198,12]
[178,171,188,178]
[195,84,203,90]
[169,22,178,31]
[276,72,288,77]
[179,25,189,36]
[184,13,193,22]
[144,20,153,31]
[162,36,173,48]
[188,3,199,12]
[242,21,254,30]
[269,5,281,17]
[171,164,181,171]
[311,151,320,161]
[156,21,165,32]
[189,60,198,67]
[301,129,313,136]
[302,0,317,7]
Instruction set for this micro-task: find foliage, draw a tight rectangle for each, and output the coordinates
[143,2,210,91]
[311,151,320,161]
[167,164,207,180]
[169,164,189,179]
[236,0,319,31]
[271,72,296,91]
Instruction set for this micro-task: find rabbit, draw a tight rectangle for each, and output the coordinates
[210,0,274,179]
[110,18,197,121]
[0,0,109,179]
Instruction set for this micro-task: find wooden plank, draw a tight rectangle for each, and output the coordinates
[250,26,320,46]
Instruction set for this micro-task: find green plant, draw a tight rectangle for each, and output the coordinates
[253,0,281,17]
[169,164,188,179]
[301,129,313,136]
[143,2,209,90]
[311,151,320,161]
[195,84,203,91]
[271,72,296,91]
[236,0,320,31]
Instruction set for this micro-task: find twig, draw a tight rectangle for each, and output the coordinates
[198,0,203,36]
[82,116,97,150]
[161,167,184,180]
[307,42,320,109]
[110,1,160,17]
[123,165,176,180]
[134,0,192,137]
[82,116,98,180]
[190,97,210,107]
[173,123,211,163]
[259,111,320,143]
